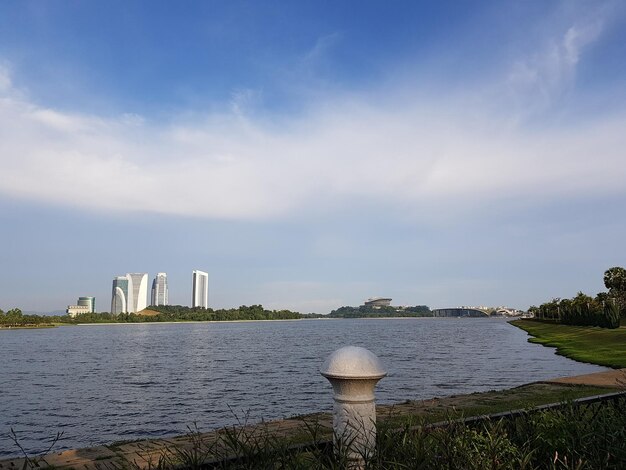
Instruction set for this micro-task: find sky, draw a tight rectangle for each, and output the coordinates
[1,1,626,314]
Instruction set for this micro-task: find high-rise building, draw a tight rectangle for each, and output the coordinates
[77,296,96,313]
[111,276,129,314]
[127,273,148,312]
[151,273,168,306]
[192,270,209,308]
[111,273,148,314]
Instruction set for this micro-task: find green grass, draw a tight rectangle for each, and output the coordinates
[511,319,626,368]
[379,383,617,428]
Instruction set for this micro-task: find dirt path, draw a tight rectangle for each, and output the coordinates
[544,368,626,388]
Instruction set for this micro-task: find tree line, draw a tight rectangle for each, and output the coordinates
[144,304,303,321]
[1,303,434,326]
[528,266,626,329]
[69,304,304,323]
[0,308,64,327]
[329,305,432,318]
[0,304,305,326]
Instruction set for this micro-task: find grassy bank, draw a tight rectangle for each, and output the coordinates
[511,319,626,368]
[376,382,617,429]
[0,324,57,330]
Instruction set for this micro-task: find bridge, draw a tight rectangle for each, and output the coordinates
[431,307,490,318]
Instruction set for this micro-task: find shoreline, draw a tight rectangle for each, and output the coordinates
[74,317,319,326]
[74,316,513,326]
[0,324,57,330]
[2,316,520,330]
[510,319,626,369]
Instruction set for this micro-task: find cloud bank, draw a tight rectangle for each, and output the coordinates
[1,16,625,223]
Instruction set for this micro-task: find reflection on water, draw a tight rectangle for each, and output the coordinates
[0,318,605,457]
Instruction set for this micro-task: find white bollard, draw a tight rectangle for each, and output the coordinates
[320,346,387,467]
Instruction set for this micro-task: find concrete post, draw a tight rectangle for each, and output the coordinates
[320,346,387,468]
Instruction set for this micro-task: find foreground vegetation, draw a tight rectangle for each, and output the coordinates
[373,398,625,470]
[511,319,626,368]
[101,395,626,469]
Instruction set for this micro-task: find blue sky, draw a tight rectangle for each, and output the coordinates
[1,1,626,314]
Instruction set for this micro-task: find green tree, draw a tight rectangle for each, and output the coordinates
[603,266,626,291]
[603,299,621,329]
[603,266,626,317]
[0,308,24,326]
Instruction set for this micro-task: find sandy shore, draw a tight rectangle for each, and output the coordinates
[546,368,626,388]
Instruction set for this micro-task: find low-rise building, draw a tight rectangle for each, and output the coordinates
[363,297,392,308]
[66,305,91,318]
[67,296,96,317]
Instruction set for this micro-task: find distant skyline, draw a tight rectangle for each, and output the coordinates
[1,1,626,314]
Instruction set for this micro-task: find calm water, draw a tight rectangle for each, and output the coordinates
[0,318,606,457]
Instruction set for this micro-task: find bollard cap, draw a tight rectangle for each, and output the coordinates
[320,346,387,380]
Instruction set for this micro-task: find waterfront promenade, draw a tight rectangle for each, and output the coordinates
[2,369,624,470]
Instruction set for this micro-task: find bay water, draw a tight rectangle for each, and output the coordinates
[0,318,606,457]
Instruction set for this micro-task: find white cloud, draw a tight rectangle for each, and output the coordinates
[1,78,625,222]
[0,14,625,224]
[506,17,603,113]
[0,63,11,92]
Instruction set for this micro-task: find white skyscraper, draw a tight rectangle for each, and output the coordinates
[192,270,209,308]
[111,273,148,314]
[127,273,148,312]
[111,276,129,314]
[151,272,168,306]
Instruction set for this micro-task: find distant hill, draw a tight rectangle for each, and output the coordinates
[137,309,161,316]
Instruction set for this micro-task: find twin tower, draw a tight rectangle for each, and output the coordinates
[111,273,163,314]
[111,271,208,314]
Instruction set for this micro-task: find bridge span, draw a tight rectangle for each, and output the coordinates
[432,308,490,318]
